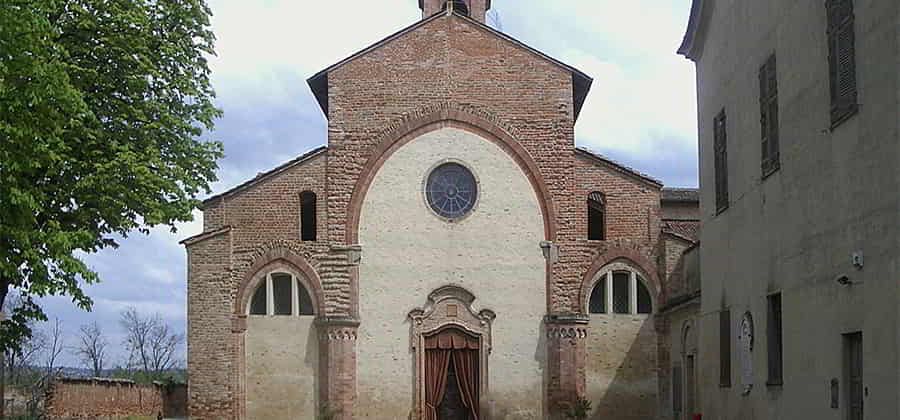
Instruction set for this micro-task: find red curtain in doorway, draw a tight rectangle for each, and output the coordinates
[424,349,452,420]
[451,349,479,419]
[424,329,480,420]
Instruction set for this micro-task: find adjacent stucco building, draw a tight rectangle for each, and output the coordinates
[183,1,699,419]
[677,0,899,419]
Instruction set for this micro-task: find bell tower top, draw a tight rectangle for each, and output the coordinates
[419,0,491,23]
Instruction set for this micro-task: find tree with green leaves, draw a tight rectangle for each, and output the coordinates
[0,0,223,355]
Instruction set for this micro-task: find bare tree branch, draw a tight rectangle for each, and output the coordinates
[120,308,183,379]
[43,318,65,377]
[73,321,107,377]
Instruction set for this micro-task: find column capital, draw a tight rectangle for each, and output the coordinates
[315,316,360,341]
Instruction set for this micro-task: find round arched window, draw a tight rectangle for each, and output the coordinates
[425,162,478,220]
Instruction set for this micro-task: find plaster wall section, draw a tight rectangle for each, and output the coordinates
[245,317,318,419]
[357,127,546,419]
[694,0,900,419]
[585,314,658,420]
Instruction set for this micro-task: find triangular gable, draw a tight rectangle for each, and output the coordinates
[307,10,593,120]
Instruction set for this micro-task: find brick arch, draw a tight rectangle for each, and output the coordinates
[235,248,325,316]
[579,246,661,314]
[346,106,556,244]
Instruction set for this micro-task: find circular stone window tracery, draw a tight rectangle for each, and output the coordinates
[425,162,478,220]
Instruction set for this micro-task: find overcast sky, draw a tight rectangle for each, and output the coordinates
[40,0,698,368]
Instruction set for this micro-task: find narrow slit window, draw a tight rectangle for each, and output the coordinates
[300,191,317,241]
[249,282,267,315]
[588,192,606,240]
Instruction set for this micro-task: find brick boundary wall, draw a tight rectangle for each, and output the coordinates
[45,377,186,419]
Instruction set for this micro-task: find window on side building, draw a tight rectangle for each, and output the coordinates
[714,110,729,213]
[720,309,732,387]
[759,54,780,178]
[767,293,784,385]
[826,0,858,128]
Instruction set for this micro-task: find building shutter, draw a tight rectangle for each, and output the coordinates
[767,293,784,384]
[714,111,729,212]
[720,309,732,387]
[759,54,779,177]
[827,0,858,126]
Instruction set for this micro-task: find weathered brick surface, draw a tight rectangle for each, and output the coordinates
[45,378,185,419]
[185,12,697,419]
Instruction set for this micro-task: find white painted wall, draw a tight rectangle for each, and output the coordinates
[245,316,318,420]
[357,127,547,419]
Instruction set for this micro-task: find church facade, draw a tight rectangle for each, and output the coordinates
[183,2,698,419]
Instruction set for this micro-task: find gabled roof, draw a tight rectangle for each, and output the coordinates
[575,147,663,188]
[677,0,709,61]
[306,10,593,120]
[201,146,327,208]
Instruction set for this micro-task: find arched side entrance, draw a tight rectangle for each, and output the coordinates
[408,285,496,420]
[581,254,661,419]
[232,250,325,420]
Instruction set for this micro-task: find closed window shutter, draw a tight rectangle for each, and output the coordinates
[714,111,729,212]
[720,309,732,387]
[760,55,779,177]
[827,0,858,126]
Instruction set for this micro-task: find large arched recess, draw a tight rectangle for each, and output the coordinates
[346,109,557,245]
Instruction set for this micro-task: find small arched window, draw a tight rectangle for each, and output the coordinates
[588,269,653,315]
[441,0,470,16]
[588,192,606,240]
[300,191,317,241]
[249,272,315,316]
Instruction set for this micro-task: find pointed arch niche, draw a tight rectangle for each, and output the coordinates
[408,285,495,419]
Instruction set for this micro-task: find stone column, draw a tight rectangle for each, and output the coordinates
[317,317,359,420]
[545,314,589,419]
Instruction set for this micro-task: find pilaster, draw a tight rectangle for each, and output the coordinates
[317,317,360,419]
[545,314,589,418]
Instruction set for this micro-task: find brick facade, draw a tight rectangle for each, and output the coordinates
[184,10,698,419]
